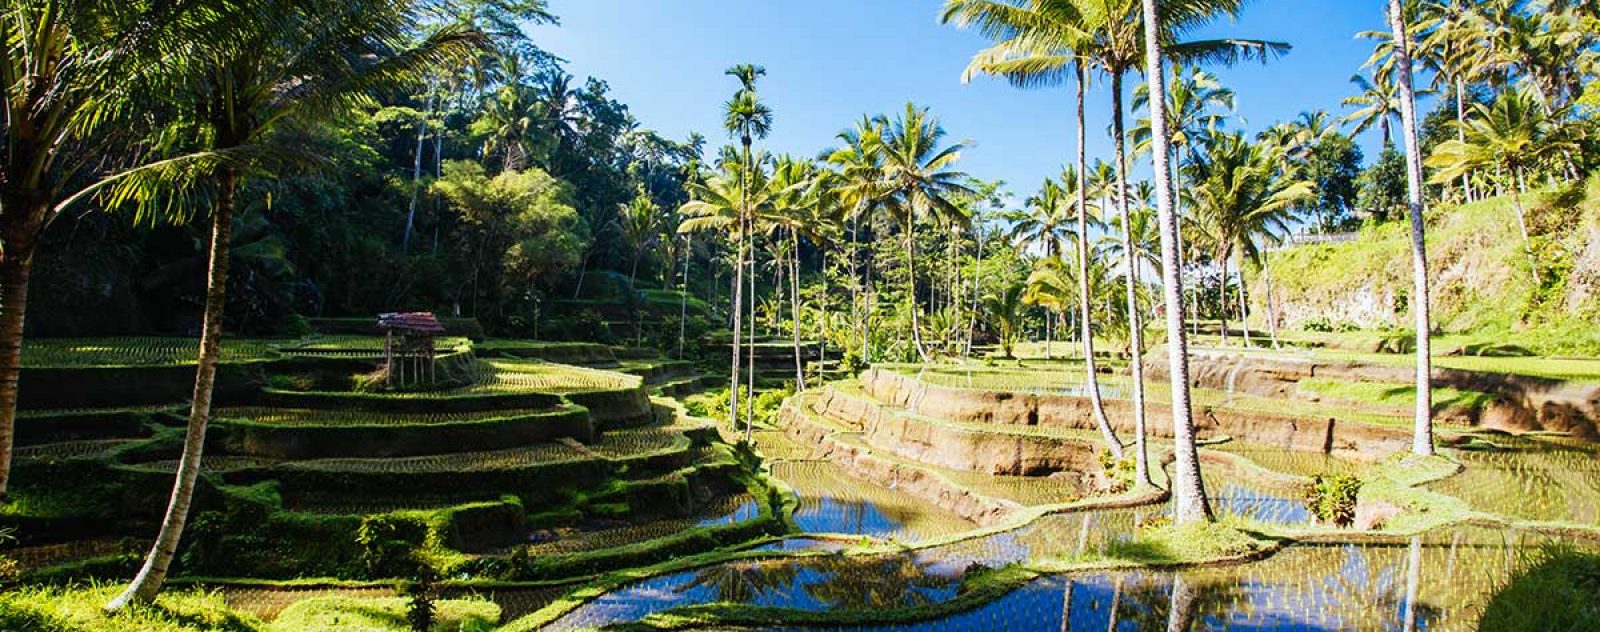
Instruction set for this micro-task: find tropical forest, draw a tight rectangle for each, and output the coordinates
[3,0,1600,630]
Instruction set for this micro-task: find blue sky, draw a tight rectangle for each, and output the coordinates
[528,0,1404,203]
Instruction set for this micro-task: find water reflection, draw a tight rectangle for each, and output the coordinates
[545,554,964,631]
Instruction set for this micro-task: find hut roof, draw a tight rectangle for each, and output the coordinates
[377,311,446,334]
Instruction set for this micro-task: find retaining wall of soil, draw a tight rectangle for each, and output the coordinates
[807,386,1099,476]
[860,368,1411,460]
[1145,349,1600,441]
[778,398,1018,525]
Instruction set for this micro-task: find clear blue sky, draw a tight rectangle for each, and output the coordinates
[528,0,1405,203]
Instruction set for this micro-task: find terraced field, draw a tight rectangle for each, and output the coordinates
[213,406,560,426]
[448,358,641,395]
[20,337,282,367]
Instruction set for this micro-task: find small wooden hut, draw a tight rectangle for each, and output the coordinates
[378,311,446,387]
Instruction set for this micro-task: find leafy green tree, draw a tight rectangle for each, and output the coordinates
[103,0,484,608]
[432,161,589,295]
[1301,133,1364,231]
[619,191,660,285]
[1358,147,1409,222]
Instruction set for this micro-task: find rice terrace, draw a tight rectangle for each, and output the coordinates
[2,0,1599,630]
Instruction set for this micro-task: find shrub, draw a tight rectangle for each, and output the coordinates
[356,515,430,578]
[1303,473,1362,527]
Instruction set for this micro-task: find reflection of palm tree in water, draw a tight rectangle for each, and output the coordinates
[677,559,801,605]
[801,555,958,610]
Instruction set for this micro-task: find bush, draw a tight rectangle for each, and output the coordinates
[356,515,431,578]
[1303,474,1362,527]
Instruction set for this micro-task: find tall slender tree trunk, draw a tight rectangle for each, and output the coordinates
[966,214,982,360]
[1263,256,1281,349]
[790,229,806,390]
[1236,255,1252,347]
[0,240,37,500]
[1511,170,1541,285]
[1455,76,1473,202]
[109,169,237,609]
[1165,574,1197,632]
[1074,61,1124,461]
[731,137,750,441]
[1112,72,1151,486]
[746,233,755,425]
[1140,9,1212,523]
[402,92,435,253]
[1389,0,1435,457]
[906,225,932,362]
[679,235,690,360]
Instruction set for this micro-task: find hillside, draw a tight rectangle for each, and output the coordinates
[1256,176,1600,356]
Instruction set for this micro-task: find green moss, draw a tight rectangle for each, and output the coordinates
[269,595,497,631]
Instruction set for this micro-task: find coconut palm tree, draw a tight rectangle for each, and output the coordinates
[983,282,1028,358]
[1386,0,1436,458]
[872,103,975,363]
[1342,70,1404,148]
[1184,132,1315,350]
[620,192,660,286]
[1138,0,1215,524]
[1426,88,1575,285]
[99,0,484,608]
[823,117,891,365]
[0,0,263,502]
[1006,177,1081,360]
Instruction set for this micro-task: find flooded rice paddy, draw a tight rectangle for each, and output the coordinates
[548,432,1597,631]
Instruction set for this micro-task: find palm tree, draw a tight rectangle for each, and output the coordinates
[873,103,975,363]
[1342,70,1404,148]
[99,0,483,608]
[1184,132,1314,350]
[983,282,1028,358]
[720,63,772,436]
[823,117,891,366]
[621,192,660,286]
[0,0,266,502]
[1139,0,1213,524]
[1426,88,1574,285]
[1386,0,1436,458]
[938,3,1128,459]
[1007,177,1082,360]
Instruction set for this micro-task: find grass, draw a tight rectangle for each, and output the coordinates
[448,359,640,395]
[213,407,557,427]
[269,595,498,632]
[0,583,264,632]
[1478,545,1600,632]
[1296,378,1496,412]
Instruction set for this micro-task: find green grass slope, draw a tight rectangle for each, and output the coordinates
[1261,176,1600,356]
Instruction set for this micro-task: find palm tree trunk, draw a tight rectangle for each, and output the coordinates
[790,229,806,390]
[109,168,237,609]
[1112,71,1151,486]
[1511,169,1541,285]
[1165,574,1197,632]
[731,216,746,440]
[1264,256,1281,349]
[1140,10,1211,523]
[1236,255,1252,347]
[1455,76,1472,202]
[1402,535,1423,632]
[1074,60,1124,461]
[906,225,931,362]
[1389,0,1434,457]
[746,231,756,427]
[679,235,690,360]
[966,216,982,360]
[402,91,435,253]
[0,240,37,500]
